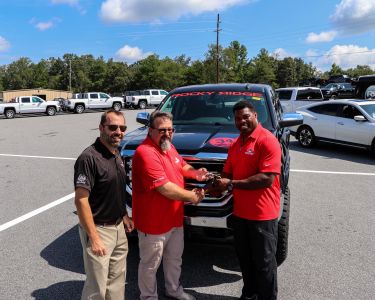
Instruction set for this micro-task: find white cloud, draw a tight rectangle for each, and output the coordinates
[310,44,375,70]
[115,45,153,63]
[35,21,54,31]
[100,0,248,23]
[0,36,11,52]
[272,48,295,60]
[331,0,375,34]
[305,30,338,43]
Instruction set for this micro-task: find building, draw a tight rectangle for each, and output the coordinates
[0,89,72,102]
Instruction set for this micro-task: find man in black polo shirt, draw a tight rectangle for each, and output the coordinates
[74,109,134,300]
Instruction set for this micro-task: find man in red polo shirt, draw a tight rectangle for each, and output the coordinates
[212,100,281,300]
[132,111,207,300]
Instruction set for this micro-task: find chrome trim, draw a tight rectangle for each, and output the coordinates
[182,152,228,160]
[184,215,229,228]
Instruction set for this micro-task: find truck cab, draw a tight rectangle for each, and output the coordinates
[276,87,324,113]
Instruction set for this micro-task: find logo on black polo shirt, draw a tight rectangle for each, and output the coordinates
[76,174,87,185]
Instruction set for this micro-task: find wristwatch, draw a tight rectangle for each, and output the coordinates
[227,180,233,192]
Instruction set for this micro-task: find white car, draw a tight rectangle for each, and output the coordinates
[290,100,375,153]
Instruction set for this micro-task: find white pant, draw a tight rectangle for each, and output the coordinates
[138,227,184,300]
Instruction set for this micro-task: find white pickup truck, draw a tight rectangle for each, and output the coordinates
[125,89,168,109]
[64,92,124,113]
[276,87,325,113]
[0,96,60,119]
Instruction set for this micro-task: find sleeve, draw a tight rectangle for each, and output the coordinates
[74,153,95,192]
[135,148,169,190]
[258,135,281,174]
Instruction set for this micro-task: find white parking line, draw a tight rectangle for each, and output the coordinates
[0,193,75,232]
[291,169,375,176]
[0,153,75,160]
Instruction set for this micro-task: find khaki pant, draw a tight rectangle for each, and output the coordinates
[138,227,184,300]
[79,222,129,300]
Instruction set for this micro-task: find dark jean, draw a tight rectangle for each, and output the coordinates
[232,216,278,300]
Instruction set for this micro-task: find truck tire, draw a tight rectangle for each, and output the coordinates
[276,187,290,266]
[112,102,122,112]
[46,106,56,116]
[138,100,147,110]
[5,109,15,119]
[330,94,337,100]
[75,104,85,114]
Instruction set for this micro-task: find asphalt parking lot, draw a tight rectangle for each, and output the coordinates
[0,110,374,300]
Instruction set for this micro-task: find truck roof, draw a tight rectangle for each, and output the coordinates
[170,83,269,93]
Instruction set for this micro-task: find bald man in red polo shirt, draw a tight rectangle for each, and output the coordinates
[132,111,207,300]
[213,100,281,300]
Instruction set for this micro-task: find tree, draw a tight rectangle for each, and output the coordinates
[245,49,277,87]
[328,63,344,76]
[222,41,248,82]
[3,57,34,89]
[276,57,297,88]
[31,59,49,88]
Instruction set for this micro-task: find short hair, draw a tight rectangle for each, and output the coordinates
[149,111,173,128]
[232,100,256,113]
[100,109,125,125]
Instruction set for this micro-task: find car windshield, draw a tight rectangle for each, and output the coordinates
[159,91,272,129]
[323,83,336,89]
[359,104,375,119]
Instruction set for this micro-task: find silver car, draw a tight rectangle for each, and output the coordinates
[290,99,375,154]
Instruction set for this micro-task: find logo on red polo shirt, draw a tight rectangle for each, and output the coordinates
[209,137,235,148]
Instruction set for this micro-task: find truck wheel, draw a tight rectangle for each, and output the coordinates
[112,102,122,111]
[297,126,316,148]
[277,187,290,266]
[46,106,56,116]
[75,104,85,114]
[330,94,337,100]
[5,109,15,119]
[138,100,147,110]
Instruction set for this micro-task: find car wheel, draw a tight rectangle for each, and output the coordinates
[46,106,56,116]
[330,94,337,100]
[5,109,15,119]
[75,104,85,114]
[277,187,290,266]
[112,102,122,111]
[371,138,375,156]
[297,126,316,148]
[138,100,147,110]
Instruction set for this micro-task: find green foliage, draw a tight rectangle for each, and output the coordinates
[0,41,374,94]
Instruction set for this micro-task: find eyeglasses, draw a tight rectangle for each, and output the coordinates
[104,124,127,132]
[151,127,175,134]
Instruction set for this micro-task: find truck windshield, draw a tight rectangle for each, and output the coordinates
[159,91,272,128]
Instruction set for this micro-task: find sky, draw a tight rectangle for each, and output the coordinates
[1,0,375,71]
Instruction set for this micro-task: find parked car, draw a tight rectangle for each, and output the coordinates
[320,83,355,99]
[276,87,325,113]
[0,96,60,119]
[120,83,303,266]
[125,89,168,109]
[64,92,124,113]
[291,100,375,154]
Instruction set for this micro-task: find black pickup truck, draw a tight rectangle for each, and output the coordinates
[120,83,302,265]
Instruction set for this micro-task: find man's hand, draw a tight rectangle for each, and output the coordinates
[123,215,135,233]
[90,237,107,256]
[206,177,231,197]
[195,168,209,181]
[191,188,205,205]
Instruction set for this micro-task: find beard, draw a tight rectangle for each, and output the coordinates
[160,136,171,151]
[101,131,122,148]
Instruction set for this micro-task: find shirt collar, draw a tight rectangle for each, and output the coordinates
[94,137,117,158]
[240,123,263,143]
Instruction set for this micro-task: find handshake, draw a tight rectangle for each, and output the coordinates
[203,173,230,197]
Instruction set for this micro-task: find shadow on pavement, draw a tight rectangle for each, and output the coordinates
[290,140,375,165]
[39,226,241,299]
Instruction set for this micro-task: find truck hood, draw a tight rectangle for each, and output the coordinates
[120,124,240,156]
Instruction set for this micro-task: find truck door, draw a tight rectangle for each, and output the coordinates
[99,93,110,108]
[88,93,100,108]
[150,90,159,105]
[19,97,33,113]
[32,96,45,113]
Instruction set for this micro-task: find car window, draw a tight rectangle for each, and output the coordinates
[32,97,42,103]
[360,103,375,118]
[21,97,30,103]
[100,93,109,99]
[144,91,150,95]
[296,89,321,100]
[151,91,158,95]
[339,104,363,119]
[159,90,272,129]
[160,90,168,95]
[90,93,99,99]
[308,104,339,116]
[277,90,292,101]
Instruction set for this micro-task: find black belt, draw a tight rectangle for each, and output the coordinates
[95,217,123,227]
